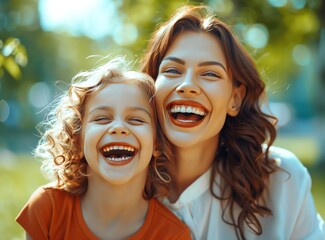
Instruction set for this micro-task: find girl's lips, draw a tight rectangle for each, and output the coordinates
[100,142,138,166]
[105,157,134,166]
[105,158,134,166]
[166,100,208,128]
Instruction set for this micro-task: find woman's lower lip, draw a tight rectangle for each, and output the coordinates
[168,113,204,128]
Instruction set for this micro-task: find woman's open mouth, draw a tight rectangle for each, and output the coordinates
[101,143,137,166]
[167,101,208,128]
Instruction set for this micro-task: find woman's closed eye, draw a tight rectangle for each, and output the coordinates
[202,71,221,79]
[163,67,181,75]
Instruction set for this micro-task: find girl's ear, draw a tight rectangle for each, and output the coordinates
[153,144,160,158]
[79,150,84,160]
[227,84,246,117]
[77,135,84,159]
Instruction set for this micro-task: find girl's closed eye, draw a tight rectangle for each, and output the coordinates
[128,117,148,125]
[93,117,112,124]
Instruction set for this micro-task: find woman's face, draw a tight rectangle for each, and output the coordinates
[155,31,240,148]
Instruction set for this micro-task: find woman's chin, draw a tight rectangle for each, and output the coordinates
[165,132,201,149]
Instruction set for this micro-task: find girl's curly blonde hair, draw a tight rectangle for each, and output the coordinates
[34,57,172,198]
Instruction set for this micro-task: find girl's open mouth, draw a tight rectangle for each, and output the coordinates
[101,143,137,166]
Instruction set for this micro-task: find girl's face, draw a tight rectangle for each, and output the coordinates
[80,83,156,185]
[155,31,242,148]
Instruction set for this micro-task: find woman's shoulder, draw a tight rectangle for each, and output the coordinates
[268,146,309,176]
[266,146,311,194]
[263,148,325,238]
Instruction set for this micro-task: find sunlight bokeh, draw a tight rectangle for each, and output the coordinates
[38,0,119,39]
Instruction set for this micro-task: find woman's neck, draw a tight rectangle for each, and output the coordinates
[169,136,219,202]
[81,173,148,239]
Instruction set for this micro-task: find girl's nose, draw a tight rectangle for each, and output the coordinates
[108,122,129,135]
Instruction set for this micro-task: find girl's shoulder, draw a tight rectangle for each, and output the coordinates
[33,181,67,193]
[27,182,75,208]
[17,184,85,239]
[134,199,192,239]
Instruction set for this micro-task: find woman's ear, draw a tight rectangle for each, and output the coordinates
[227,84,246,117]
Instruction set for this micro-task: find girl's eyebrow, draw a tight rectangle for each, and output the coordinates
[89,106,112,115]
[128,107,152,117]
[162,56,227,73]
[89,106,152,117]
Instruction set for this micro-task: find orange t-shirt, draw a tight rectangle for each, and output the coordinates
[16,185,192,240]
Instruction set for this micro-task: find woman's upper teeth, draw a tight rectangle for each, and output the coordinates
[170,105,206,116]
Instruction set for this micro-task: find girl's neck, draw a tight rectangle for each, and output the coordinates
[81,173,148,239]
[169,136,219,202]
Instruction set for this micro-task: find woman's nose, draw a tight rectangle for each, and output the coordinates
[108,122,129,135]
[176,73,200,96]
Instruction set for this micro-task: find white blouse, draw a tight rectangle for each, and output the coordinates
[162,147,325,240]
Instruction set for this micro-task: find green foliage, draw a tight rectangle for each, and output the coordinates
[0,38,28,80]
[107,0,325,113]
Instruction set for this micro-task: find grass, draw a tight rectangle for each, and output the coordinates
[1,156,324,239]
[0,156,47,240]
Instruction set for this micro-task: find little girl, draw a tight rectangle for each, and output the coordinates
[16,57,191,240]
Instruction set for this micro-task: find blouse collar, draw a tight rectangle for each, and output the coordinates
[163,167,212,209]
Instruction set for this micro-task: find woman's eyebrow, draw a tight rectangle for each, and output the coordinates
[198,61,227,73]
[162,57,227,73]
[162,56,185,65]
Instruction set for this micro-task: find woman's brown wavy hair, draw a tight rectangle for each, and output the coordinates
[34,57,172,199]
[141,6,279,240]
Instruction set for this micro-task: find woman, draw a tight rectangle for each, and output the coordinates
[141,5,324,240]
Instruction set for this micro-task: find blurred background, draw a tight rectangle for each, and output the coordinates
[0,0,324,238]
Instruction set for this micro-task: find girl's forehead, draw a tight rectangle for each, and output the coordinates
[86,83,153,110]
[90,80,134,95]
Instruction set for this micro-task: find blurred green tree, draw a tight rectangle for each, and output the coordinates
[0,0,323,153]
[0,37,28,80]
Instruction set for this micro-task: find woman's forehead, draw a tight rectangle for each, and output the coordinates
[163,31,227,66]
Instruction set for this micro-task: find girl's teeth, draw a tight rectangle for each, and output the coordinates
[107,156,131,161]
[105,146,135,152]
